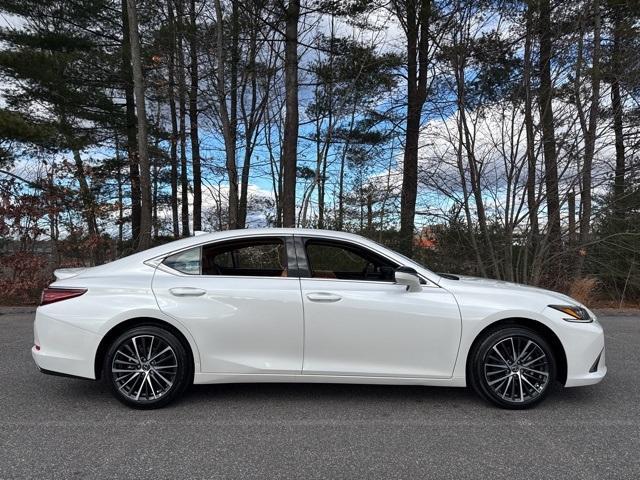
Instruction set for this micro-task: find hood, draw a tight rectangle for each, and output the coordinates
[440,275,579,306]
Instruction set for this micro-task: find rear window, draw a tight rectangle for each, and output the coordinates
[162,238,288,277]
[202,239,287,276]
[163,247,201,275]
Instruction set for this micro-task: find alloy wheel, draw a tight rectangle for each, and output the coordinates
[483,336,550,403]
[111,334,178,402]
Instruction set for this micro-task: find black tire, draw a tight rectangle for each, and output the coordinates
[103,325,191,409]
[468,326,556,409]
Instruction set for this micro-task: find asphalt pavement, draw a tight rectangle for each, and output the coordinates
[1,307,639,479]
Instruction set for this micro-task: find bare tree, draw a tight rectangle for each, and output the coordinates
[281,0,300,228]
[167,0,180,237]
[177,0,190,237]
[120,0,141,243]
[189,0,202,232]
[237,2,273,228]
[392,0,432,256]
[213,0,240,229]
[610,5,626,219]
[538,0,562,280]
[575,0,602,273]
[126,0,152,250]
[523,0,539,276]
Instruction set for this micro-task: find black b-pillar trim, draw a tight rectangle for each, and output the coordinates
[292,236,311,278]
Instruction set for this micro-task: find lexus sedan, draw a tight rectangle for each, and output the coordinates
[32,228,606,409]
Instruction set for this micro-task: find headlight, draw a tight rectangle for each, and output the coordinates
[549,305,592,323]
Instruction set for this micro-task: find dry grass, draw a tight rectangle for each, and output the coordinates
[568,277,600,307]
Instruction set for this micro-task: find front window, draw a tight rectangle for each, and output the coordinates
[305,240,396,281]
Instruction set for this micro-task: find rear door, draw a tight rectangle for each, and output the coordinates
[152,235,304,374]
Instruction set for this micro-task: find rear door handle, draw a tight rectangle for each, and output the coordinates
[170,287,206,297]
[306,292,342,303]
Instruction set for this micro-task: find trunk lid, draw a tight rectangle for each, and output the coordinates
[53,267,89,281]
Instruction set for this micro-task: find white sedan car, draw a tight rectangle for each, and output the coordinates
[32,228,606,409]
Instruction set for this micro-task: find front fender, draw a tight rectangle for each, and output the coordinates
[451,308,560,384]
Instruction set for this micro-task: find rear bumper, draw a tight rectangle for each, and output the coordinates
[32,310,99,380]
[35,363,94,381]
[32,345,96,380]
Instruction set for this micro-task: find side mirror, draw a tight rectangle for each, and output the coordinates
[395,266,422,292]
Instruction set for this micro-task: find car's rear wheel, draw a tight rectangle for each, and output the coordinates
[103,325,190,409]
[469,326,556,409]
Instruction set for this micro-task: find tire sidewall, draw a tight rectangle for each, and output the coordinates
[103,325,190,409]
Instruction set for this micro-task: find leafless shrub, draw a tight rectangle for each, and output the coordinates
[568,277,600,307]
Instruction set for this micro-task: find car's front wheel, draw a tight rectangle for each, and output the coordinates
[469,326,556,409]
[103,325,191,409]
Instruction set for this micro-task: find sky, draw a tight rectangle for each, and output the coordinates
[1,2,618,238]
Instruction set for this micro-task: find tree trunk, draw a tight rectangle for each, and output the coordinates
[115,134,124,252]
[71,147,102,265]
[318,150,328,229]
[538,0,562,279]
[167,0,180,238]
[524,0,539,250]
[126,0,152,250]
[238,152,251,228]
[578,0,601,258]
[281,0,300,228]
[120,0,140,244]
[265,105,282,226]
[316,15,335,230]
[152,102,161,240]
[337,149,345,230]
[455,106,486,278]
[366,192,374,234]
[189,0,201,232]
[397,0,430,256]
[177,0,190,237]
[336,104,358,230]
[611,9,626,221]
[213,0,239,229]
[229,0,239,227]
[568,189,576,246]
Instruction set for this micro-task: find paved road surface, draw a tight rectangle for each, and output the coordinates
[1,307,638,479]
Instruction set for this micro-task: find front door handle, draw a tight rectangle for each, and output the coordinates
[306,292,342,303]
[170,287,206,297]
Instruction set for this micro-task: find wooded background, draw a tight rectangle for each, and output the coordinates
[0,0,638,305]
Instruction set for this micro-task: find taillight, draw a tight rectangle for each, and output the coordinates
[40,288,87,305]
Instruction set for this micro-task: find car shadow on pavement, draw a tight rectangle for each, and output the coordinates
[184,382,479,407]
[37,372,605,414]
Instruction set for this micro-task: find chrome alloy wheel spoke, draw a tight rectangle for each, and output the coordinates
[112,335,178,402]
[483,336,549,403]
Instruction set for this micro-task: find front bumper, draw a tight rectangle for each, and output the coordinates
[565,347,606,387]
[542,307,607,387]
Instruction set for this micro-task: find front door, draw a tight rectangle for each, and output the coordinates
[298,238,462,378]
[152,236,303,374]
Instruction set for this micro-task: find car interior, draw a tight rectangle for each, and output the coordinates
[304,240,396,282]
[201,239,288,277]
